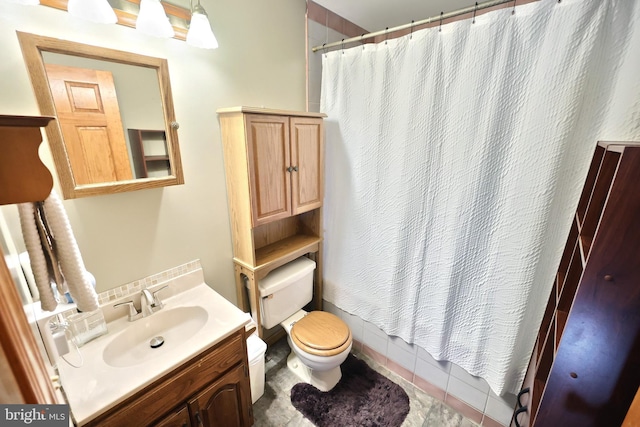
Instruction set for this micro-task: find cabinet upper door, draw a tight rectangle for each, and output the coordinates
[290,117,323,215]
[188,364,252,427]
[245,114,291,227]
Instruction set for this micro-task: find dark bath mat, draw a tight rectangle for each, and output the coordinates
[290,354,410,427]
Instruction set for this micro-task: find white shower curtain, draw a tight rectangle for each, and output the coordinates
[321,0,640,395]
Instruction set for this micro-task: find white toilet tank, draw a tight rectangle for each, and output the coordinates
[254,256,316,329]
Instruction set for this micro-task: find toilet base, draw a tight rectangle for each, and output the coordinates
[286,351,342,392]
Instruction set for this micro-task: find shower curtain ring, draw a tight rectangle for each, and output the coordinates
[322,43,327,57]
[410,20,414,39]
[439,12,443,32]
[512,0,517,14]
[472,2,478,23]
[341,39,345,54]
[385,27,389,44]
[361,33,366,50]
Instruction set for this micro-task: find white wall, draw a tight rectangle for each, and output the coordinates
[0,0,307,303]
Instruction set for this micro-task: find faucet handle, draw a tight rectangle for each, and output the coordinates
[114,301,141,321]
[151,285,169,309]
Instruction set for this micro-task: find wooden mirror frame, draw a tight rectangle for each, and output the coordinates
[17,31,184,199]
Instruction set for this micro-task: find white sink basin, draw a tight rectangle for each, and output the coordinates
[102,306,208,368]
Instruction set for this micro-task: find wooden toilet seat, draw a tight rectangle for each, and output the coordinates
[290,311,352,357]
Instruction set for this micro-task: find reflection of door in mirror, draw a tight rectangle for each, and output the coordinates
[45,63,133,185]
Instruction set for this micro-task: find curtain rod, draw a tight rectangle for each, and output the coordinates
[311,0,515,53]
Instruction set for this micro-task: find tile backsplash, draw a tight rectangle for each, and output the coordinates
[96,260,201,305]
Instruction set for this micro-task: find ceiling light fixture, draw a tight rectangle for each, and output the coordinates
[186,0,218,49]
[67,0,117,24]
[136,0,175,38]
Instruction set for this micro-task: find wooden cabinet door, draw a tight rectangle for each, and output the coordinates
[245,114,291,226]
[154,405,190,427]
[188,364,252,427]
[290,117,323,215]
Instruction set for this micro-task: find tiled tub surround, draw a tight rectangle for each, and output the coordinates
[324,301,516,427]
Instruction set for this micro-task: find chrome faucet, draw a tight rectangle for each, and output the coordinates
[114,301,143,322]
[141,285,168,317]
[113,285,169,321]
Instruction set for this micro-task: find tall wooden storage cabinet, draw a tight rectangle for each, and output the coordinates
[516,141,640,426]
[217,107,326,340]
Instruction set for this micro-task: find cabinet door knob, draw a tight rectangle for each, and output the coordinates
[286,166,293,173]
[293,166,299,172]
[195,412,203,426]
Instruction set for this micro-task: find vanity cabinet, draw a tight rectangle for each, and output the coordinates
[515,141,640,426]
[84,329,253,427]
[217,107,326,341]
[188,364,252,427]
[154,406,190,427]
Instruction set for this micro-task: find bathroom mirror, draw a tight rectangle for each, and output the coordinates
[17,32,184,199]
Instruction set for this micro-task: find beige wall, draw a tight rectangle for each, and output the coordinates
[0,0,307,304]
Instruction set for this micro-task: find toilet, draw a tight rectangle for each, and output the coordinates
[255,256,352,392]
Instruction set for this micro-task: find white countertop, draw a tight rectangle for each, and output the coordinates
[56,276,250,426]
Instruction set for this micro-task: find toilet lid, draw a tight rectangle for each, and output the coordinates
[291,311,352,357]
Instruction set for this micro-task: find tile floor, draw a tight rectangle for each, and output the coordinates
[253,337,480,427]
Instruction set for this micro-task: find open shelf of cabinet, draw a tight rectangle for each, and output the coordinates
[575,145,605,225]
[554,310,568,350]
[555,219,578,295]
[218,107,326,342]
[536,291,555,361]
[515,141,640,427]
[253,234,321,271]
[128,129,170,178]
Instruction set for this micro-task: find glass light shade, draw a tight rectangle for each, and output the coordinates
[187,11,218,49]
[67,0,117,24]
[136,0,174,38]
